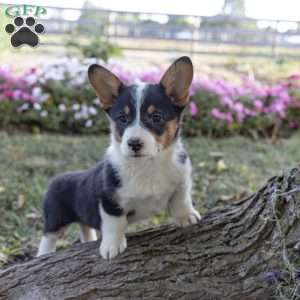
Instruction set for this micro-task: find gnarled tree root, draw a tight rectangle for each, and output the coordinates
[1,167,300,300]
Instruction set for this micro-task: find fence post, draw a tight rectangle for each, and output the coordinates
[271,20,279,58]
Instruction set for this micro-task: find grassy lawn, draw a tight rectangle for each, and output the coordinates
[1,132,300,266]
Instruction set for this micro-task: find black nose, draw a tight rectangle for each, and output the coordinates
[127,138,143,153]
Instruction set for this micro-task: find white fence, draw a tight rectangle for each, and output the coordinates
[2,4,300,58]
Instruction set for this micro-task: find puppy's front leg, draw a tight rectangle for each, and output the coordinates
[99,204,127,259]
[168,180,201,227]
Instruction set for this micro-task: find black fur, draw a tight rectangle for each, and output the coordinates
[42,161,123,233]
[98,163,123,217]
[106,85,137,137]
[141,84,184,136]
[107,84,184,137]
[178,151,188,164]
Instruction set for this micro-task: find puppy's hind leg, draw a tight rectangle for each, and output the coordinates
[79,224,98,243]
[37,232,59,257]
[37,227,67,257]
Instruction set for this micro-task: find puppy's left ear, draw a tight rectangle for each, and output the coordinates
[160,56,193,107]
[88,64,123,110]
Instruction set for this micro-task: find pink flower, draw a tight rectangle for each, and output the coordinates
[233,102,244,113]
[244,107,257,117]
[189,101,198,116]
[254,100,263,111]
[12,90,22,100]
[139,70,162,83]
[220,96,234,108]
[288,74,300,81]
[211,108,233,123]
[288,120,298,129]
[3,91,13,98]
[271,101,286,118]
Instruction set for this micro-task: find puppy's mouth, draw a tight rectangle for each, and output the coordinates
[129,153,148,158]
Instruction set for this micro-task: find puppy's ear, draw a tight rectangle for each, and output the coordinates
[160,56,193,107]
[88,64,123,109]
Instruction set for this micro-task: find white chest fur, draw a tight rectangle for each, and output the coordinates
[119,158,179,221]
[107,143,188,223]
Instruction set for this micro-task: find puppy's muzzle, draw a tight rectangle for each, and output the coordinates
[127,138,143,153]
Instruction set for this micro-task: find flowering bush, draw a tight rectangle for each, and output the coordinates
[1,57,300,138]
[0,58,107,134]
[186,75,300,137]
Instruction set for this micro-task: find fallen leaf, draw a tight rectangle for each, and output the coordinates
[0,253,8,263]
[217,160,228,172]
[220,191,247,203]
[209,152,224,160]
[16,194,25,210]
[198,162,206,168]
[26,213,40,220]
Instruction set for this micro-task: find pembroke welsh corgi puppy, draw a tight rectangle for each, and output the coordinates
[37,56,201,259]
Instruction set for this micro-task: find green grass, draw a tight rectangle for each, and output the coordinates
[1,132,300,265]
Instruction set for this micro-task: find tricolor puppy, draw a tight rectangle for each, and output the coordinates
[37,56,201,260]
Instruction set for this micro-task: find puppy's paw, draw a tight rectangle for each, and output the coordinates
[100,236,127,260]
[175,209,201,227]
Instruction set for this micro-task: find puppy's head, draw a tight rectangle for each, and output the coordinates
[88,56,193,158]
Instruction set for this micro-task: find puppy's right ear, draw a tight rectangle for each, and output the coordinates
[88,64,123,109]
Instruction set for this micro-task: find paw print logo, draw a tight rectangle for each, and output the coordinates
[5,16,44,47]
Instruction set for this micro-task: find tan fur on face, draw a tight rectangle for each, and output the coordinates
[124,105,130,115]
[147,105,156,114]
[155,119,179,149]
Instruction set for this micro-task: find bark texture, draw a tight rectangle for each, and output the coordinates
[1,167,300,300]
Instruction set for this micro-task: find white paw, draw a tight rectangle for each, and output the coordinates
[175,209,202,227]
[100,236,127,260]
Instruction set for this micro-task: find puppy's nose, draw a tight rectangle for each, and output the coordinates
[127,138,143,153]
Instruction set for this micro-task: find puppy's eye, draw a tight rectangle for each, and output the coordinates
[150,112,164,124]
[118,113,128,124]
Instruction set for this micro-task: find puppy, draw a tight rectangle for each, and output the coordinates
[37,56,201,259]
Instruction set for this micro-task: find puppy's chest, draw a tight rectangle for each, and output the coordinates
[117,162,180,221]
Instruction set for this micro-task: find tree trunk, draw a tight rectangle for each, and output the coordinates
[1,167,300,300]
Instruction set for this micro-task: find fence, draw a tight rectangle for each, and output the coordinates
[2,3,300,58]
